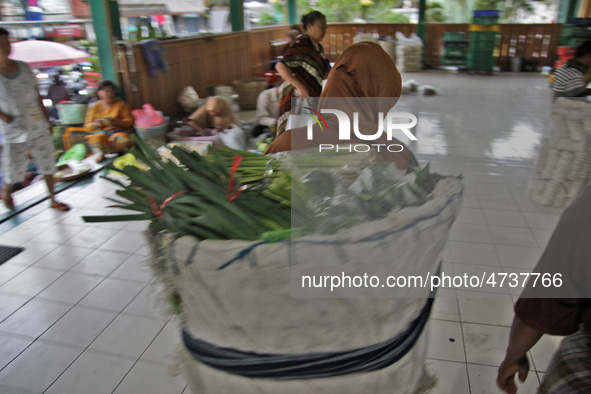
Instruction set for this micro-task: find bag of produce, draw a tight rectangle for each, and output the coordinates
[83,138,463,394]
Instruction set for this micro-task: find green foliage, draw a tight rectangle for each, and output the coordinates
[316,0,358,22]
[365,0,401,22]
[427,1,445,9]
[427,8,447,22]
[474,0,502,10]
[258,10,277,26]
[296,0,414,23]
[372,11,411,23]
[503,0,543,21]
[426,1,447,22]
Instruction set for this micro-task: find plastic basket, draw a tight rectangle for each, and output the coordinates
[560,25,591,39]
[556,46,576,56]
[136,118,169,144]
[563,37,588,48]
[233,79,268,111]
[474,9,501,17]
[569,17,591,26]
[61,127,89,151]
[467,56,496,71]
[443,46,467,57]
[440,57,467,66]
[469,24,500,32]
[442,41,469,47]
[56,103,87,125]
[469,31,499,52]
[442,32,466,42]
[472,16,499,25]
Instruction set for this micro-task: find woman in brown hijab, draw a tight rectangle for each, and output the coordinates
[266,41,416,170]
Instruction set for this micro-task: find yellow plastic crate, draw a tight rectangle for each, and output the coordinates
[469,25,500,32]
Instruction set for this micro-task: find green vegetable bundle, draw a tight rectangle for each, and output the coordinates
[83,137,440,241]
[83,137,291,241]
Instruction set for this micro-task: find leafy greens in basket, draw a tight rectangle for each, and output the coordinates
[82,136,438,241]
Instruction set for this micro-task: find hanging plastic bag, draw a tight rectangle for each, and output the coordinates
[178,86,200,113]
[132,104,165,128]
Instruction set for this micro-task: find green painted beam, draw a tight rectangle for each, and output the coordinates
[567,0,580,21]
[417,0,426,43]
[557,0,567,23]
[231,0,244,31]
[288,0,297,25]
[89,0,121,84]
[109,0,123,39]
[417,0,426,67]
[558,0,582,23]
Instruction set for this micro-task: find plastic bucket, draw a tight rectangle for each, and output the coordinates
[56,103,87,125]
[511,57,522,72]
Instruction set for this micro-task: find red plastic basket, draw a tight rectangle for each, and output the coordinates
[556,46,576,56]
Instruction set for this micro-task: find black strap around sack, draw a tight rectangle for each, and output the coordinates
[182,291,435,380]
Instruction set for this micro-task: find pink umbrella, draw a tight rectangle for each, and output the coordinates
[9,39,91,67]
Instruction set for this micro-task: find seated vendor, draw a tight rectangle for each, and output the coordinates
[186,96,235,134]
[552,41,591,100]
[185,96,246,150]
[84,80,135,152]
[252,85,279,137]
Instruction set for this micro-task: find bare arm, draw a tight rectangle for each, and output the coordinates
[106,101,134,130]
[0,109,14,124]
[37,93,53,133]
[276,62,309,98]
[497,315,544,394]
[38,93,51,122]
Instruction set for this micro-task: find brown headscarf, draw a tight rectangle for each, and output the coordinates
[265,42,415,170]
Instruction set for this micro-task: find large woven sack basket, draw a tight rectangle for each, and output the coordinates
[148,177,464,393]
[233,79,268,111]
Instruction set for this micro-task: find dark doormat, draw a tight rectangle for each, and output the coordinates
[0,245,24,266]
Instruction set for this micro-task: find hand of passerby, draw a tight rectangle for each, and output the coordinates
[296,86,310,98]
[497,355,530,394]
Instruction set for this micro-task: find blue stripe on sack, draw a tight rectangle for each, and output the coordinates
[217,189,464,270]
[185,243,199,266]
[217,241,267,270]
[181,265,440,379]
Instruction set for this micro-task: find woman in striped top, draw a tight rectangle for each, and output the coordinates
[552,41,591,100]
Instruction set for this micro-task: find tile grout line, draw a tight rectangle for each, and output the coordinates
[0,245,163,392]
[108,315,176,394]
[40,277,163,393]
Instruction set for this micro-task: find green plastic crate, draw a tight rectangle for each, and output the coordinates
[561,25,591,39]
[467,56,495,70]
[467,53,495,63]
[470,31,498,42]
[443,46,467,57]
[472,15,500,25]
[469,31,498,52]
[440,56,467,65]
[443,32,466,42]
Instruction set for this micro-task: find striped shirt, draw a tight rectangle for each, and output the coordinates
[552,59,589,99]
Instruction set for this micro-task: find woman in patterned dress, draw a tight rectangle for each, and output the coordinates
[275,11,330,136]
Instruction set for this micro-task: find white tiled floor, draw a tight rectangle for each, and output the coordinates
[0,71,566,393]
